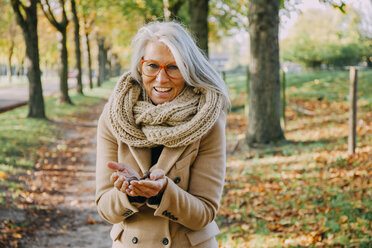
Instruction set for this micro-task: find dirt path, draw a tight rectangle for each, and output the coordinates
[21,102,112,248]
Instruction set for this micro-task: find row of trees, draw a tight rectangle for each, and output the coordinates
[4,0,215,118]
[2,0,347,145]
[6,0,130,116]
[281,5,372,68]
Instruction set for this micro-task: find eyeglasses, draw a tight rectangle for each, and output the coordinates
[141,60,183,79]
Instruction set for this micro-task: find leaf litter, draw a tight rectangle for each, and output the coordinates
[218,97,372,247]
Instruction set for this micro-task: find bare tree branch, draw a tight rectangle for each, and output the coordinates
[10,0,26,27]
[59,0,68,26]
[39,0,63,31]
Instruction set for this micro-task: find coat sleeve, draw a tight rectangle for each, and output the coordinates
[152,111,226,231]
[95,105,141,224]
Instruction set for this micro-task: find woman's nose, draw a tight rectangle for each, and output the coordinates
[156,68,169,83]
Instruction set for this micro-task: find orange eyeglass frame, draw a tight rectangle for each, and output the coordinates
[141,60,182,79]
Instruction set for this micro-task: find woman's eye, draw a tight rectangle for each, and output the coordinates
[167,65,179,70]
[148,63,159,69]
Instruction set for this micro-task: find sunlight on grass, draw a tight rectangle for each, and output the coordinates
[225,69,372,110]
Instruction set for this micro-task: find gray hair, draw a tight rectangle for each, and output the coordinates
[130,21,230,108]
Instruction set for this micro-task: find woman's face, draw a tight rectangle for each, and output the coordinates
[141,41,185,105]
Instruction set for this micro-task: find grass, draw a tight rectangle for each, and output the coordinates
[226,69,372,109]
[0,78,117,205]
[218,69,372,247]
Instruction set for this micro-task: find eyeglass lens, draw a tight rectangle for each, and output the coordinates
[142,61,182,78]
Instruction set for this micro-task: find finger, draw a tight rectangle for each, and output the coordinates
[114,176,125,190]
[126,188,136,196]
[150,169,165,180]
[110,172,119,183]
[136,180,163,190]
[140,178,168,196]
[107,161,125,171]
[128,184,148,197]
[120,181,129,192]
[130,182,157,197]
[132,181,163,197]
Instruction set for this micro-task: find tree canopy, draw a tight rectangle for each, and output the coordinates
[280,5,371,68]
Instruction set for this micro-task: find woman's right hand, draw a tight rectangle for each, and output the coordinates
[108,161,140,194]
[110,172,130,193]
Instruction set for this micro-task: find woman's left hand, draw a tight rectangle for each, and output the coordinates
[127,169,168,198]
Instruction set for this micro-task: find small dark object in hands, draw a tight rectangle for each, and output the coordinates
[107,162,151,185]
[127,171,151,185]
[140,171,151,180]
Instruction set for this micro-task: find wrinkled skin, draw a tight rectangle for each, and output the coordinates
[107,161,167,198]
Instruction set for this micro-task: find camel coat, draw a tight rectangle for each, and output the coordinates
[95,104,226,248]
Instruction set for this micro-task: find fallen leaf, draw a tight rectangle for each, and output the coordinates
[0,172,7,179]
[87,216,96,225]
[12,233,22,239]
[58,229,67,234]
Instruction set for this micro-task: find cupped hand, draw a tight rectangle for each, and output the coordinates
[108,161,167,198]
[110,171,130,194]
[108,161,139,195]
[127,169,168,198]
[107,161,141,180]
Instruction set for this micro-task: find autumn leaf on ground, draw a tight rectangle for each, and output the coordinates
[12,233,22,239]
[86,217,96,225]
[0,172,7,179]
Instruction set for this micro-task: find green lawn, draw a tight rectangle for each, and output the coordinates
[226,69,372,110]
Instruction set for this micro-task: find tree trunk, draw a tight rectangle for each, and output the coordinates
[107,50,112,78]
[18,57,25,77]
[7,41,14,83]
[85,31,93,89]
[58,28,72,104]
[97,37,107,87]
[105,48,110,80]
[39,0,71,104]
[10,0,45,118]
[188,0,209,56]
[111,53,121,77]
[71,0,83,95]
[169,0,185,19]
[246,0,284,144]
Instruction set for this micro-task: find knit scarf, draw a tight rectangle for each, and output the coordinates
[108,72,223,148]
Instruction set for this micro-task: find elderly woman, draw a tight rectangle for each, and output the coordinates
[96,21,230,248]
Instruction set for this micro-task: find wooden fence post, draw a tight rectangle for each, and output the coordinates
[281,69,286,130]
[245,68,250,118]
[348,67,358,155]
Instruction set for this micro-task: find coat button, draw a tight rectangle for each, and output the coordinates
[162,237,169,245]
[174,177,181,184]
[132,237,138,244]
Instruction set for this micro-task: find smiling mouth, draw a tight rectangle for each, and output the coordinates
[154,87,172,92]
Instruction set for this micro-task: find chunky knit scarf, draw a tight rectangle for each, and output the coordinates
[108,72,223,148]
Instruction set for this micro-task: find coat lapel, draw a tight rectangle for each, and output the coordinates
[151,146,187,175]
[128,146,151,174]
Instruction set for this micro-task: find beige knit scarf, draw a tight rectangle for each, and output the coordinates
[108,72,223,148]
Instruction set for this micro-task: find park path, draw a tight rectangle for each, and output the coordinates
[21,101,112,248]
[0,77,80,113]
